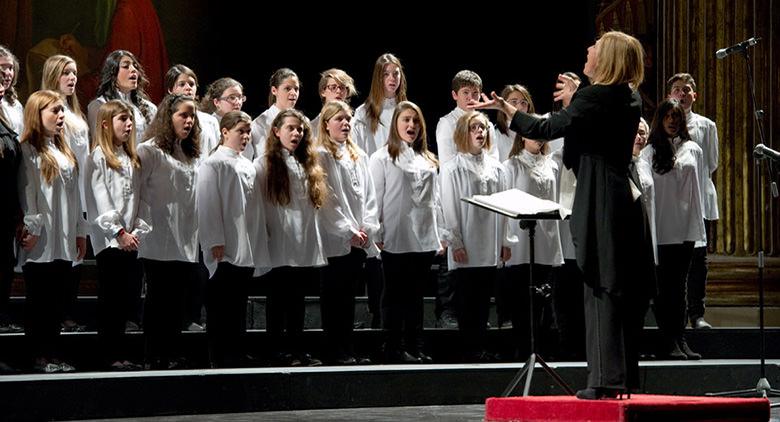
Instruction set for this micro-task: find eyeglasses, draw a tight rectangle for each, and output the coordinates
[469,123,487,132]
[325,84,347,93]
[507,98,529,108]
[219,94,246,103]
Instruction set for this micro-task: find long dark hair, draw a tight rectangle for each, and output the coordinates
[146,94,201,160]
[265,109,326,208]
[648,99,690,175]
[96,50,154,124]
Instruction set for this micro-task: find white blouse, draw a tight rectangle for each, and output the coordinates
[136,138,199,262]
[255,149,325,268]
[503,150,564,266]
[494,128,517,163]
[310,113,321,140]
[198,146,267,277]
[687,111,719,221]
[197,110,221,159]
[633,155,658,264]
[317,144,381,259]
[248,104,281,161]
[18,140,87,263]
[88,93,157,142]
[352,98,396,157]
[440,151,510,269]
[85,145,151,255]
[435,107,499,165]
[1,98,23,135]
[64,106,90,210]
[369,142,443,254]
[640,138,706,245]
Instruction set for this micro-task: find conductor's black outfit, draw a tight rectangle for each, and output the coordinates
[509,83,656,391]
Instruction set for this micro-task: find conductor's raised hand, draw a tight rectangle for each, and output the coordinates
[468,92,517,119]
[553,73,580,107]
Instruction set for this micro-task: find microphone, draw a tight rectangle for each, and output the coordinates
[716,37,760,59]
[753,144,780,161]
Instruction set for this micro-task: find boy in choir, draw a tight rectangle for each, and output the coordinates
[667,73,719,330]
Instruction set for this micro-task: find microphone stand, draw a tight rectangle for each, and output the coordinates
[706,44,780,404]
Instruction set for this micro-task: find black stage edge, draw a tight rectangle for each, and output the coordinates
[1,361,779,421]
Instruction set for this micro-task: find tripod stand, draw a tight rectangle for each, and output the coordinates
[706,41,780,402]
[461,191,574,396]
[501,219,573,397]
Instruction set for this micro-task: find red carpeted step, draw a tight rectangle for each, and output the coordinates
[485,394,769,422]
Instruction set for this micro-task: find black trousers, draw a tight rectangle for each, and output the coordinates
[360,257,384,328]
[322,248,367,358]
[454,266,495,357]
[187,248,209,326]
[552,259,586,359]
[206,262,252,367]
[0,235,14,323]
[266,266,319,355]
[380,250,435,354]
[434,254,456,319]
[583,283,648,390]
[142,259,197,363]
[96,248,142,364]
[23,260,72,359]
[655,242,695,342]
[687,223,710,322]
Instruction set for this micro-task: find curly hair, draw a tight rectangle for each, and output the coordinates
[265,109,326,208]
[96,50,154,124]
[146,94,201,161]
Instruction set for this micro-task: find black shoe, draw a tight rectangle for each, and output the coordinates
[299,353,322,367]
[575,387,622,400]
[436,313,458,329]
[678,338,702,360]
[385,350,421,364]
[333,354,357,365]
[657,341,687,360]
[357,356,373,365]
[414,352,433,364]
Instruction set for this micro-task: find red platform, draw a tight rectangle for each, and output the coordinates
[485,394,769,422]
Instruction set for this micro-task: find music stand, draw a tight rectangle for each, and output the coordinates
[463,191,574,397]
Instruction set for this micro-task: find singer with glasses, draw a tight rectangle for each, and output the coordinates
[470,30,656,400]
[311,68,357,138]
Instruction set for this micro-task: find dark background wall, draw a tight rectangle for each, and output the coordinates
[26,0,597,140]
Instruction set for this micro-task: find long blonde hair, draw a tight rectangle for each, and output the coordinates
[317,101,359,162]
[21,90,78,184]
[590,31,645,89]
[265,109,327,208]
[94,100,140,170]
[41,55,83,119]
[363,53,407,133]
[386,101,437,168]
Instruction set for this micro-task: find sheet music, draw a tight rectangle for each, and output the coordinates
[465,188,571,219]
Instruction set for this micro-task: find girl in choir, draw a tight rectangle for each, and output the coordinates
[88,50,157,141]
[165,65,222,333]
[198,110,267,368]
[18,90,87,372]
[353,53,408,329]
[494,84,534,163]
[369,101,442,364]
[0,46,23,136]
[200,77,246,123]
[353,53,407,158]
[41,54,91,333]
[503,119,564,358]
[0,76,22,337]
[632,117,657,264]
[257,108,326,367]
[311,68,357,138]
[639,99,705,361]
[165,65,221,158]
[86,100,149,370]
[136,94,201,369]
[440,111,511,362]
[250,68,300,161]
[316,100,379,365]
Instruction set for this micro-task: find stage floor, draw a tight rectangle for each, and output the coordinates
[80,399,780,421]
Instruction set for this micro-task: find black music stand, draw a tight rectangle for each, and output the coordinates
[463,191,574,397]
